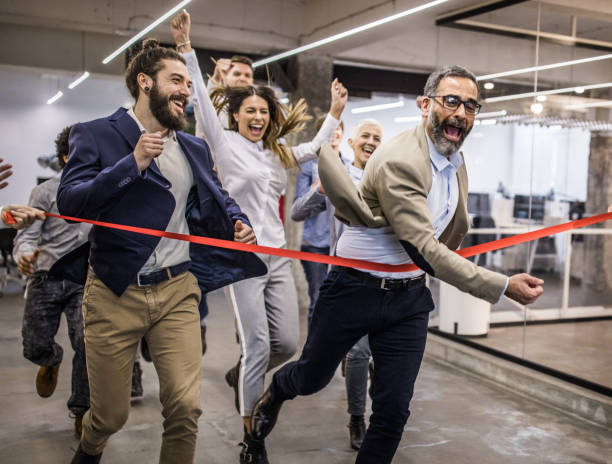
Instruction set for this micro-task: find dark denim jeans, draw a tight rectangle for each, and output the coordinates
[272,267,433,464]
[299,244,330,329]
[22,272,90,414]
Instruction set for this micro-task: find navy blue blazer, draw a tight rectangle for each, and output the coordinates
[55,107,266,302]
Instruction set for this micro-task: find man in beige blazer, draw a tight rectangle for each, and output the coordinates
[251,65,544,464]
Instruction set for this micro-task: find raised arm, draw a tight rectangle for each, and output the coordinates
[171,10,232,159]
[290,79,348,164]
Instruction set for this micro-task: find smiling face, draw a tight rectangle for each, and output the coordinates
[227,62,254,87]
[423,76,478,157]
[233,95,270,142]
[349,123,382,170]
[147,59,191,131]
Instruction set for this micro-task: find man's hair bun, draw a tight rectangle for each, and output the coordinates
[142,38,160,50]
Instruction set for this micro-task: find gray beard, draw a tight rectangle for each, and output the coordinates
[427,110,467,157]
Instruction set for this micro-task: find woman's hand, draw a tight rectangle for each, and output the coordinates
[171,9,192,52]
[329,78,348,120]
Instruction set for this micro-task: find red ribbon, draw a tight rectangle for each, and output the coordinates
[46,212,612,274]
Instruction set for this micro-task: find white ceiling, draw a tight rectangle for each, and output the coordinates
[1,0,611,89]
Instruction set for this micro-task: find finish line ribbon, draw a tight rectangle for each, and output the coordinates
[46,212,612,274]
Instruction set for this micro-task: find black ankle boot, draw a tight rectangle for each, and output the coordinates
[239,431,269,464]
[250,385,285,440]
[348,414,366,451]
[71,443,102,463]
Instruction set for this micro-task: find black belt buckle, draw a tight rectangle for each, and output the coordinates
[380,274,424,290]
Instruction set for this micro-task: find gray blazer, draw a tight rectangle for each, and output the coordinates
[317,123,507,304]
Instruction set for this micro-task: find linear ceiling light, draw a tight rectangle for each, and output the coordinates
[476,53,612,81]
[566,100,612,110]
[352,100,405,114]
[68,71,90,89]
[253,0,448,68]
[46,91,63,105]
[394,115,422,123]
[102,0,193,64]
[476,110,507,118]
[485,82,612,103]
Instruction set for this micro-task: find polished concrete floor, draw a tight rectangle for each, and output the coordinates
[475,320,612,388]
[1,283,611,464]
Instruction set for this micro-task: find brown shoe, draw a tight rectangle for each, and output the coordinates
[74,415,83,439]
[36,364,60,398]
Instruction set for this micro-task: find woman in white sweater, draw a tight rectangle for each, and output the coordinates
[172,11,347,464]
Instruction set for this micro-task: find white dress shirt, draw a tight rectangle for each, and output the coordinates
[184,50,340,249]
[336,132,462,278]
[127,108,194,272]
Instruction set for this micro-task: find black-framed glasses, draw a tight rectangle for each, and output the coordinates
[429,94,482,115]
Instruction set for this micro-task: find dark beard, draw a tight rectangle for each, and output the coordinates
[149,83,187,131]
[427,109,471,157]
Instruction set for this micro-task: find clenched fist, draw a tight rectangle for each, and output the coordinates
[134,132,164,171]
[504,273,544,305]
[234,220,256,244]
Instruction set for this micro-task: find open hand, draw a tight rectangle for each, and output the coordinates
[1,205,45,230]
[18,249,40,277]
[0,158,13,189]
[234,220,256,244]
[212,58,232,85]
[329,78,348,119]
[505,273,544,305]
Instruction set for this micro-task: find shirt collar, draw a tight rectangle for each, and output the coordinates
[348,163,364,180]
[127,107,175,141]
[425,130,463,173]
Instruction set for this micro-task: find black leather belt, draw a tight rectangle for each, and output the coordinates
[133,261,191,287]
[336,266,426,290]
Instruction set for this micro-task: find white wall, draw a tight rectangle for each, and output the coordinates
[0,65,130,205]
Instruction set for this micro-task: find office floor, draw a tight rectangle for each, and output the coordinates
[474,320,612,388]
[1,280,611,463]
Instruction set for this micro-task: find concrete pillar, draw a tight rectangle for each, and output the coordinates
[283,52,334,313]
[583,131,612,292]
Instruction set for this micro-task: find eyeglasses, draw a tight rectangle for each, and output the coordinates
[428,94,482,115]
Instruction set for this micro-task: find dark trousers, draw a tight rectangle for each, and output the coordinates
[272,267,433,464]
[299,244,330,329]
[22,272,90,414]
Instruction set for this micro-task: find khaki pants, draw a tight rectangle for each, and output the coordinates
[80,269,203,463]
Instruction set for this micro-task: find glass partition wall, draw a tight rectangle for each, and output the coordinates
[427,0,612,393]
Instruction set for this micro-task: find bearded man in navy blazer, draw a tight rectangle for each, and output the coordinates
[58,39,266,464]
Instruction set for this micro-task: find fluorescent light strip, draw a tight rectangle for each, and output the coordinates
[102,0,193,64]
[46,91,63,105]
[352,100,405,114]
[485,82,612,103]
[476,110,507,118]
[394,115,422,123]
[68,71,90,89]
[566,100,612,110]
[477,53,612,81]
[253,0,448,68]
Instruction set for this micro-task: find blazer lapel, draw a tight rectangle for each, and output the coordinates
[109,108,165,181]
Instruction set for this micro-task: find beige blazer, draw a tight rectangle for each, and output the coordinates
[318,123,507,304]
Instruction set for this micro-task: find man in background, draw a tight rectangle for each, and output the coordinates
[13,126,91,438]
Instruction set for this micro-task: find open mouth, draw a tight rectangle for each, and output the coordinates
[248,124,264,138]
[170,97,186,114]
[362,145,374,158]
[442,124,464,143]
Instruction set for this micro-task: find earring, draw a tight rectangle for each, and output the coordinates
[144,86,150,92]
